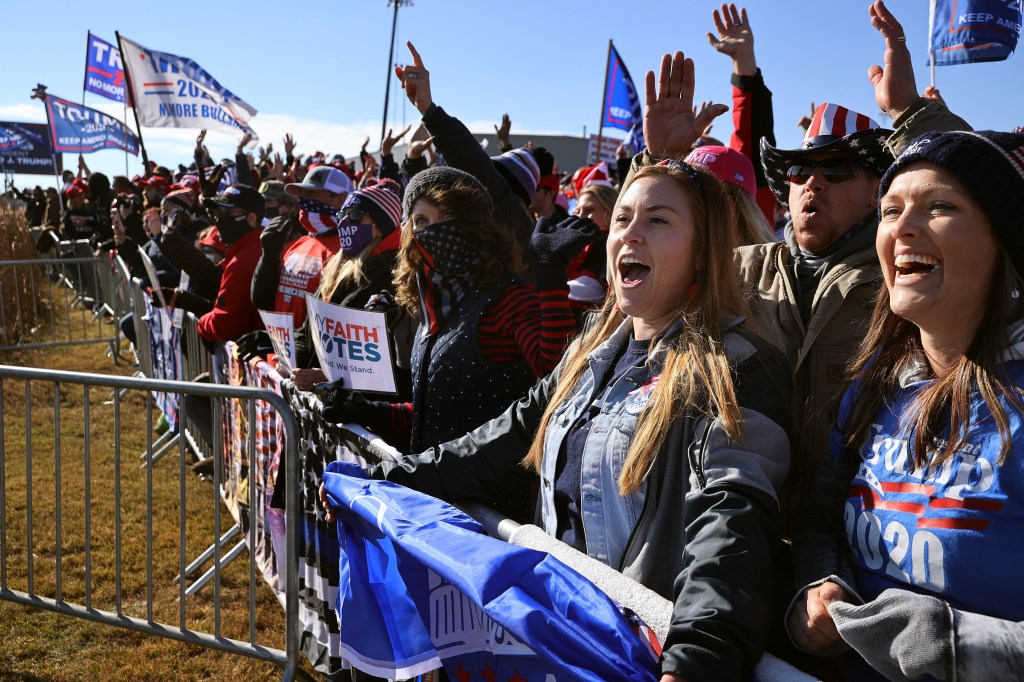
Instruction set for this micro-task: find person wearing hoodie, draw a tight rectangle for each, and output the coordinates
[789,130,1024,682]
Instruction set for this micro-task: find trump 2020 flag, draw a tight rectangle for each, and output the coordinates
[44,95,140,155]
[321,461,659,682]
[929,0,1023,65]
[84,33,126,103]
[602,43,642,133]
[118,34,258,142]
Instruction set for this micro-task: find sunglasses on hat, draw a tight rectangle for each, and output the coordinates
[786,161,861,185]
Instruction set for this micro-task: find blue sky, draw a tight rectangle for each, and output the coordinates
[1,0,1019,188]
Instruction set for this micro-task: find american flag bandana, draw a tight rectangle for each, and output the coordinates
[412,222,480,336]
[297,197,339,235]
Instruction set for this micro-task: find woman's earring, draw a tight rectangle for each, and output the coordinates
[687,270,704,299]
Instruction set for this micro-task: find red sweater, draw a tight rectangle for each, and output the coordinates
[197,228,265,342]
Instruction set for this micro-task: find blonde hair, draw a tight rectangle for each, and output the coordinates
[317,236,383,302]
[726,184,775,244]
[523,163,753,494]
[578,184,618,214]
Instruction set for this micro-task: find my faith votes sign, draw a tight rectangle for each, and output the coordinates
[118,35,258,141]
[306,295,397,394]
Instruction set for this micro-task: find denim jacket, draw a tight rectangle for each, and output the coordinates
[378,316,794,680]
[539,320,656,568]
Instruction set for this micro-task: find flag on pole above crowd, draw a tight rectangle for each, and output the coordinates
[43,94,139,155]
[84,33,127,103]
[928,0,1023,65]
[117,34,258,142]
[599,42,645,154]
[321,461,660,682]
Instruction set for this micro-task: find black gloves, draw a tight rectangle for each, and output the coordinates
[316,378,369,424]
[260,215,298,255]
[235,330,274,362]
[528,215,600,289]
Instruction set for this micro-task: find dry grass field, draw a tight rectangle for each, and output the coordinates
[0,205,314,681]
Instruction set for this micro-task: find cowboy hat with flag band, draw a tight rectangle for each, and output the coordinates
[761,103,893,207]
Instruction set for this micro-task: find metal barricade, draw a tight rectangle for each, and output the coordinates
[0,364,306,681]
[0,255,124,358]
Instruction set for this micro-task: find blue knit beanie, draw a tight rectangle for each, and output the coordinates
[879,130,1024,276]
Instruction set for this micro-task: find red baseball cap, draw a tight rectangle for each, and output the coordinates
[684,145,757,198]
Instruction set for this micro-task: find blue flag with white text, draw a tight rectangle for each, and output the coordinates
[45,95,139,155]
[929,0,1022,65]
[321,461,659,682]
[602,44,642,133]
[84,33,126,103]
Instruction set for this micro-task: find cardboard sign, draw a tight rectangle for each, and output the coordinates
[258,309,297,371]
[306,294,396,394]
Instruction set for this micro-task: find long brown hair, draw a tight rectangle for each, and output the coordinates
[393,178,525,315]
[843,250,1024,468]
[523,163,754,494]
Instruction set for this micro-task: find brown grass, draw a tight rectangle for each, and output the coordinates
[0,272,316,679]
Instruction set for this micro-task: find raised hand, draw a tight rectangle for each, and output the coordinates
[195,129,207,154]
[495,113,512,149]
[693,101,716,136]
[643,51,728,159]
[283,133,296,158]
[706,4,757,76]
[407,135,434,160]
[868,0,918,121]
[797,101,817,132]
[395,42,433,115]
[922,85,947,109]
[361,135,371,153]
[382,124,412,156]
[236,132,254,154]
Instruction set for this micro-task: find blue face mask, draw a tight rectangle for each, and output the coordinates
[336,218,376,257]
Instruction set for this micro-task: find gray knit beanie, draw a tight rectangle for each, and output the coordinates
[879,130,1024,276]
[401,166,491,221]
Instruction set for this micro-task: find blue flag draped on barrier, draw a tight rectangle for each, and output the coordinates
[44,95,139,155]
[321,461,659,682]
[602,44,643,134]
[84,33,127,103]
[929,0,1022,65]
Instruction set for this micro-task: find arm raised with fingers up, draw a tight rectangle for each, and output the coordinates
[395,42,434,115]
[707,3,757,76]
[642,51,728,159]
[867,0,918,121]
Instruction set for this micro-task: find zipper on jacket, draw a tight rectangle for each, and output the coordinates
[688,417,714,490]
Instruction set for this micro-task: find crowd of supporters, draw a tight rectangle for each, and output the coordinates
[4,1,1024,679]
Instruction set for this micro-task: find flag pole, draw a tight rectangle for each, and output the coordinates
[115,30,151,176]
[82,31,91,106]
[928,0,937,89]
[380,1,409,148]
[37,92,66,223]
[595,40,612,165]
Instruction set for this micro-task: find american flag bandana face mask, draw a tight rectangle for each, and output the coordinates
[297,197,340,234]
[412,221,480,336]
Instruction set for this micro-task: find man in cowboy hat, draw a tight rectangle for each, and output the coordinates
[630,2,972,538]
[735,1,972,534]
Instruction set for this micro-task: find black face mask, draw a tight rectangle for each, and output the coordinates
[216,213,251,245]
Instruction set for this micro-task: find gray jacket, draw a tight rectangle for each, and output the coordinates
[376,318,793,680]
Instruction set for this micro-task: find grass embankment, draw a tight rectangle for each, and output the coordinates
[0,208,312,680]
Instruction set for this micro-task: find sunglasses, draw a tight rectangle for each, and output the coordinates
[342,207,368,223]
[786,161,862,185]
